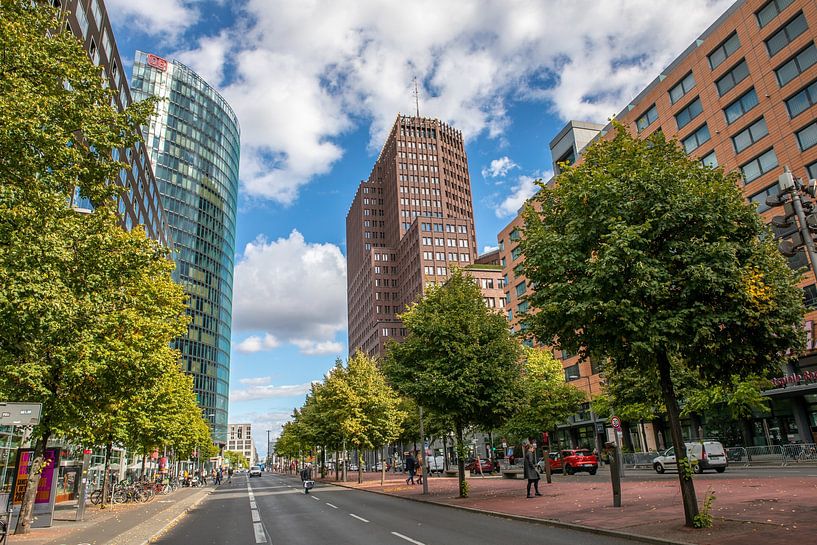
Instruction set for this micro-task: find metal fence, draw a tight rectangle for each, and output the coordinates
[622,443,817,468]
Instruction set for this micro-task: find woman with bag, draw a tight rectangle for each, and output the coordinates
[524,442,542,498]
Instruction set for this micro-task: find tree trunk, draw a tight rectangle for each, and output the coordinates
[15,429,50,535]
[621,421,635,452]
[357,449,362,484]
[141,454,147,479]
[381,445,386,486]
[101,441,113,508]
[455,423,467,498]
[442,436,448,471]
[741,419,753,447]
[657,351,699,527]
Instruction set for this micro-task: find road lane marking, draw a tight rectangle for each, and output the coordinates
[349,513,369,523]
[391,532,425,545]
[311,495,320,500]
[252,509,261,522]
[253,522,267,543]
[250,501,257,509]
[325,503,338,509]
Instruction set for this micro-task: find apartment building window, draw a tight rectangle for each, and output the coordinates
[460,253,469,261]
[809,160,817,180]
[741,148,778,183]
[518,301,530,313]
[682,124,711,153]
[675,97,703,130]
[506,309,513,321]
[724,88,759,123]
[716,59,749,96]
[436,266,447,275]
[796,121,817,151]
[636,104,658,132]
[786,80,817,117]
[765,12,807,57]
[776,43,817,87]
[700,150,718,168]
[803,284,817,309]
[515,281,526,297]
[709,32,741,69]
[749,182,781,213]
[511,246,522,260]
[757,0,794,28]
[564,364,580,382]
[669,72,696,104]
[732,117,769,153]
[509,228,521,241]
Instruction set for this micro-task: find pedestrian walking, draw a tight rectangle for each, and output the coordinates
[416,451,424,484]
[215,468,222,485]
[404,452,416,485]
[524,441,542,498]
[300,464,313,494]
[228,467,233,483]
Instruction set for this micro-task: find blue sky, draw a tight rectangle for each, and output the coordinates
[103,0,734,457]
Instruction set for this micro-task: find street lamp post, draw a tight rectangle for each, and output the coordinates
[266,430,271,470]
[570,375,601,456]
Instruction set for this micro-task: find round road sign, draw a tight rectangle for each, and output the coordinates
[610,416,622,429]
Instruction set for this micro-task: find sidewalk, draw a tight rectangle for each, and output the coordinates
[318,469,817,545]
[7,485,213,545]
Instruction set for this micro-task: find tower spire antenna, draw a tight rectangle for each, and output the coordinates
[412,77,420,118]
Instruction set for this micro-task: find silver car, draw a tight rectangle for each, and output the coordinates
[249,465,262,477]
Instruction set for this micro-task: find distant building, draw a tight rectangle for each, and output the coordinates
[131,51,240,444]
[61,0,169,245]
[227,424,257,465]
[346,115,485,358]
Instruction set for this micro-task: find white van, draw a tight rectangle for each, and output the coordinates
[427,455,446,474]
[653,441,727,474]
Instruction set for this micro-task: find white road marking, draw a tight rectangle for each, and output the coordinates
[250,501,257,509]
[325,503,338,509]
[311,495,320,500]
[253,522,267,543]
[251,509,261,522]
[349,513,370,523]
[391,532,425,545]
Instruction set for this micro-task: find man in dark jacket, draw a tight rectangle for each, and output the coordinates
[404,452,416,485]
[300,464,313,494]
[523,442,542,498]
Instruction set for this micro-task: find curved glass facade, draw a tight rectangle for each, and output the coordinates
[131,51,239,444]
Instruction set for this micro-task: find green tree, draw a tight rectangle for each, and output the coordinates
[0,1,178,531]
[322,352,405,483]
[384,268,524,497]
[500,348,585,444]
[521,126,804,526]
[224,450,250,469]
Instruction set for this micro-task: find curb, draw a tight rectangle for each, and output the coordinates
[140,488,214,545]
[322,479,692,545]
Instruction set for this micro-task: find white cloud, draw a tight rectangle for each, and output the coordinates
[232,230,347,355]
[482,245,499,254]
[239,376,272,386]
[482,156,517,178]
[235,333,280,354]
[291,339,344,356]
[230,382,314,402]
[497,174,547,218]
[104,0,197,38]
[167,0,732,205]
[171,32,231,86]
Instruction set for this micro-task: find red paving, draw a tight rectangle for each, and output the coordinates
[317,469,817,545]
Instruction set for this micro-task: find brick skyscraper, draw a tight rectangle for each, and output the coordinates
[347,115,477,357]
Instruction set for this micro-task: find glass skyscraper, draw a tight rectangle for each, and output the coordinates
[131,51,240,444]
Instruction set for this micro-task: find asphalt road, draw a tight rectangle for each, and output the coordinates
[154,473,634,545]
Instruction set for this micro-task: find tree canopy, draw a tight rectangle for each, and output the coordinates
[384,267,523,496]
[521,126,804,526]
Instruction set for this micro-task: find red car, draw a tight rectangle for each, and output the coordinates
[464,458,495,473]
[542,449,598,475]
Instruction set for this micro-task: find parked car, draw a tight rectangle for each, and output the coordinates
[374,461,391,471]
[537,450,598,475]
[653,442,727,474]
[348,463,359,471]
[464,458,494,473]
[427,455,446,474]
[249,465,262,477]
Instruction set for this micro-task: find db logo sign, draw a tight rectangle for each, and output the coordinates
[147,54,168,72]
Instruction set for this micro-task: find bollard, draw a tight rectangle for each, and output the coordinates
[605,442,621,507]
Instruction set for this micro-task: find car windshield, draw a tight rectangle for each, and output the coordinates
[574,450,592,456]
[251,466,260,470]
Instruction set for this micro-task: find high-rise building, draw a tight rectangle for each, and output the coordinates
[346,115,480,358]
[227,423,258,465]
[60,0,169,245]
[501,0,817,446]
[131,51,240,444]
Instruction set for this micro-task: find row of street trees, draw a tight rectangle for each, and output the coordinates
[0,2,214,533]
[278,270,585,496]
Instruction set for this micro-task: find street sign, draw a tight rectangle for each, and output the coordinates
[610,415,622,430]
[0,402,42,426]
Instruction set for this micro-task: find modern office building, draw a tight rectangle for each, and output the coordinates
[227,424,258,465]
[346,115,483,358]
[131,51,240,444]
[502,0,817,447]
[60,0,169,245]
